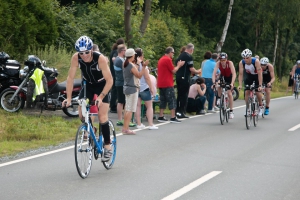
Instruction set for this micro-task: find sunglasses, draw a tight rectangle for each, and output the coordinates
[243,57,251,59]
[79,50,90,55]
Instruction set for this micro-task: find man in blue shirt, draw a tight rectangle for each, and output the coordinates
[201,53,218,112]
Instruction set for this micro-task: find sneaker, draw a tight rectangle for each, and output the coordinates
[216,99,220,106]
[214,106,219,111]
[137,124,146,129]
[170,117,181,123]
[229,112,234,119]
[176,112,189,118]
[129,122,136,127]
[196,110,206,115]
[258,106,263,116]
[116,120,123,126]
[101,148,112,162]
[264,108,269,115]
[207,110,216,113]
[158,116,168,122]
[148,125,159,130]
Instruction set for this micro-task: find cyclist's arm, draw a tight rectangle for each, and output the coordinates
[291,65,296,78]
[268,64,275,86]
[98,54,113,101]
[66,53,79,102]
[229,61,236,86]
[255,59,262,86]
[238,60,244,89]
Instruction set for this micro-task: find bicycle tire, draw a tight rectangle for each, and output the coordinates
[102,120,117,169]
[253,100,259,127]
[225,97,229,123]
[245,99,252,129]
[219,94,225,125]
[74,123,93,179]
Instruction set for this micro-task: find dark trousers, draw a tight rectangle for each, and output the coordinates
[186,96,206,113]
[204,78,214,110]
[176,78,190,114]
[109,78,117,111]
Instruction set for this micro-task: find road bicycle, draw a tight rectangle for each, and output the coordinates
[261,84,266,118]
[74,81,117,179]
[218,77,231,125]
[245,81,259,129]
[294,74,299,99]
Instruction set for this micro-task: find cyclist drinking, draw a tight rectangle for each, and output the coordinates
[260,57,275,115]
[62,35,113,161]
[238,49,263,116]
[212,52,236,119]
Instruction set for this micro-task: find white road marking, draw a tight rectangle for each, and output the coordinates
[161,171,222,200]
[288,123,300,131]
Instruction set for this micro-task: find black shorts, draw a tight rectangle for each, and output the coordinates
[244,74,259,91]
[79,81,109,103]
[288,77,294,87]
[116,86,125,104]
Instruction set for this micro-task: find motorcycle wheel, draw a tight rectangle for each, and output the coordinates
[232,87,239,101]
[0,88,25,112]
[62,101,79,117]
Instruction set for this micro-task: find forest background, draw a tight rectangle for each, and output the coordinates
[1,0,300,82]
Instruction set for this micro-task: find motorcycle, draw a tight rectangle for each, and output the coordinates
[0,52,23,94]
[0,55,81,117]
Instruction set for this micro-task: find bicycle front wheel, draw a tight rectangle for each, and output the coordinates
[74,123,93,179]
[245,99,252,129]
[219,95,226,125]
[102,120,117,170]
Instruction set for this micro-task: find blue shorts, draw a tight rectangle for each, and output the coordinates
[138,88,152,101]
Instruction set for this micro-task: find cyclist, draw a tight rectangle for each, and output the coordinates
[260,57,275,115]
[291,60,300,92]
[238,49,263,116]
[62,35,113,161]
[212,52,236,119]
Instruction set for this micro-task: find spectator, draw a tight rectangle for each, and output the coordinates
[113,44,135,127]
[187,77,207,115]
[122,48,146,135]
[157,47,185,123]
[109,38,125,113]
[134,48,158,130]
[201,53,218,113]
[175,43,201,118]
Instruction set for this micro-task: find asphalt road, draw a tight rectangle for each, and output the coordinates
[1,96,300,200]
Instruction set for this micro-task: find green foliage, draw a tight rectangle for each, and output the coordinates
[0,109,78,157]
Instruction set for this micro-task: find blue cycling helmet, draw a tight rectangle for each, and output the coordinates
[75,36,93,52]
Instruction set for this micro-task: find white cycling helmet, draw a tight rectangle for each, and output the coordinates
[241,49,252,58]
[260,57,269,65]
[75,36,93,52]
[296,60,300,64]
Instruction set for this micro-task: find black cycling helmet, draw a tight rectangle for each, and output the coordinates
[24,55,42,69]
[0,52,10,64]
[219,52,228,59]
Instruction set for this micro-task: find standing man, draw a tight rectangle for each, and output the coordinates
[238,49,263,116]
[157,47,185,123]
[63,35,113,161]
[202,53,218,113]
[109,38,125,113]
[291,60,300,94]
[260,57,275,115]
[175,43,201,118]
[212,52,236,118]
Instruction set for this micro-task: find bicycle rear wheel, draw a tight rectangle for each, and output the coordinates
[253,100,259,127]
[74,123,93,179]
[245,99,252,129]
[102,120,117,169]
[219,95,226,125]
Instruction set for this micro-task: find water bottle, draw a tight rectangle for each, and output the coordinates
[155,94,159,101]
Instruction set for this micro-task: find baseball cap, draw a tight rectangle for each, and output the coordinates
[125,48,136,57]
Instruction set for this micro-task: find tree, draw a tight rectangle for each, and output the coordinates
[216,0,234,53]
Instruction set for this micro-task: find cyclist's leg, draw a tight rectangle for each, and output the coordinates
[265,87,271,107]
